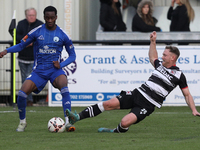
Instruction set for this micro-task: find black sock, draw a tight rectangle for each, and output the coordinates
[114,123,129,133]
[79,104,103,120]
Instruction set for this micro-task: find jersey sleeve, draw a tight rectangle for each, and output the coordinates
[60,34,76,68]
[7,29,36,53]
[179,73,188,89]
[154,59,160,69]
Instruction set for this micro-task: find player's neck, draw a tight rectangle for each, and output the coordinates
[45,24,57,31]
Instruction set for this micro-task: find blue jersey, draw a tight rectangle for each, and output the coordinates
[7,24,76,70]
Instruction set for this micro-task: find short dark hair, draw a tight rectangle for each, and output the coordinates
[43,6,57,15]
[165,46,180,59]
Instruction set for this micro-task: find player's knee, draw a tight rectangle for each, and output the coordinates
[121,120,130,128]
[18,90,28,98]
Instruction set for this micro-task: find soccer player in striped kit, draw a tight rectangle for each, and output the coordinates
[66,31,200,133]
[0,6,76,132]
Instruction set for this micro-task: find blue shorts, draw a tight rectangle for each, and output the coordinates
[26,67,66,94]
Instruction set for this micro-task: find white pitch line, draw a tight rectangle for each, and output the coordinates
[0,111,191,114]
[154,112,191,115]
[0,110,63,113]
[0,111,17,113]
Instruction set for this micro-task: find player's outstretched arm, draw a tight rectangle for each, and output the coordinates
[0,50,7,58]
[149,31,158,67]
[182,88,200,117]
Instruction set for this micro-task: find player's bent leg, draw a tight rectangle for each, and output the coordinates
[98,113,137,133]
[21,79,38,94]
[120,113,138,128]
[113,113,137,133]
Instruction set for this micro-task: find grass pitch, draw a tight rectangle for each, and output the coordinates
[0,106,200,150]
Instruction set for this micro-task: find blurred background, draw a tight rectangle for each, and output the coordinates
[0,0,200,106]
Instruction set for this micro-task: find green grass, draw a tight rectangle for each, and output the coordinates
[0,106,200,150]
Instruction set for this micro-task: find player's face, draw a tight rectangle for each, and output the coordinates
[44,11,57,30]
[162,49,174,67]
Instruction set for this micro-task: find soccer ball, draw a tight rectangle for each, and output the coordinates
[48,117,65,133]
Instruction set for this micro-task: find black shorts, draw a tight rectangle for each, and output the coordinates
[116,89,155,124]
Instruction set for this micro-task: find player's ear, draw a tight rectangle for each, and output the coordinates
[171,54,176,61]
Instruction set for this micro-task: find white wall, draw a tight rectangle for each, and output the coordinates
[79,0,100,40]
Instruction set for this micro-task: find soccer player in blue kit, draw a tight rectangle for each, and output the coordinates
[0,6,76,132]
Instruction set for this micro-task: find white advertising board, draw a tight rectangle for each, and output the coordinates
[48,46,200,107]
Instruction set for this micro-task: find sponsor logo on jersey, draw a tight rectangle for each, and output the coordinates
[39,49,56,54]
[157,66,173,80]
[22,35,28,42]
[39,45,56,54]
[38,35,44,40]
[53,36,59,42]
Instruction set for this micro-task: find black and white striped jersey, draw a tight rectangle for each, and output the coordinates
[137,59,188,108]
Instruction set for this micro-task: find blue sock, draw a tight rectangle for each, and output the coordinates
[61,87,71,117]
[17,90,27,120]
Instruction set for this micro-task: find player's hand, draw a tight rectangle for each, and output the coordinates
[192,110,200,117]
[53,61,60,69]
[150,31,157,42]
[0,50,7,58]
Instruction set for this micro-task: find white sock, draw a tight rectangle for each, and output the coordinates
[20,118,26,124]
[65,117,69,124]
[97,102,105,112]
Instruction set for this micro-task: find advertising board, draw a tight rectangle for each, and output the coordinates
[48,46,200,107]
